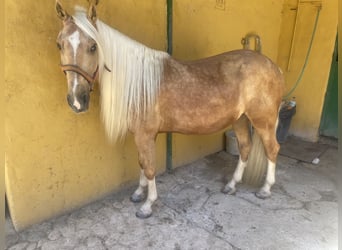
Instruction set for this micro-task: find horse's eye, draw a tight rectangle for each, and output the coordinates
[90,44,97,52]
[56,43,62,50]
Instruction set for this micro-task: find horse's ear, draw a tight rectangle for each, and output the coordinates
[87,4,97,24]
[87,0,100,6]
[56,0,70,21]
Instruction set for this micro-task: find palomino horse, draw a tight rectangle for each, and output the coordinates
[55,1,284,218]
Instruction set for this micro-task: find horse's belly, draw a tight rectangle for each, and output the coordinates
[160,104,241,134]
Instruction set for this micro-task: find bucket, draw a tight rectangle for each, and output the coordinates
[225,130,239,156]
[276,104,296,143]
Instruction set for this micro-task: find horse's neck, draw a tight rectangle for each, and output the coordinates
[97,21,171,142]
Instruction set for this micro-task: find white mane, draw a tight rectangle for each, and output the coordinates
[73,8,169,142]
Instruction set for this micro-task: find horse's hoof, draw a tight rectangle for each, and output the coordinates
[255,190,271,199]
[221,185,236,195]
[130,193,146,203]
[135,209,152,219]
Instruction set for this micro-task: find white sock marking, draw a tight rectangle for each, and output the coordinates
[260,159,276,194]
[227,157,247,189]
[133,170,148,196]
[140,178,157,215]
[265,159,276,186]
[147,178,157,202]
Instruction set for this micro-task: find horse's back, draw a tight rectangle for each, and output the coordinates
[165,49,284,94]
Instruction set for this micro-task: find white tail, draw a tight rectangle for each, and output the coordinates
[243,130,268,186]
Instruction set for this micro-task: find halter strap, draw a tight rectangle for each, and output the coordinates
[60,64,99,90]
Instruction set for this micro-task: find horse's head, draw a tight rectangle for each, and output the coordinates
[55,1,99,113]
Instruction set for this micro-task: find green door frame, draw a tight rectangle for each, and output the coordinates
[319,35,338,138]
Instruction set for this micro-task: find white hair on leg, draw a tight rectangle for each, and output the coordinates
[256,114,279,198]
[130,170,148,202]
[136,178,157,218]
[256,159,276,199]
[222,156,247,194]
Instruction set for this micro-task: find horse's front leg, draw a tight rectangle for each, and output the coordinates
[131,133,158,219]
[136,175,157,219]
[130,169,148,202]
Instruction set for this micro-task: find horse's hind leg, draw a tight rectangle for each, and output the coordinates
[222,115,251,195]
[131,132,158,219]
[256,158,276,199]
[253,119,280,199]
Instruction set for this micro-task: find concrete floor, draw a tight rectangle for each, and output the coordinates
[6,138,338,250]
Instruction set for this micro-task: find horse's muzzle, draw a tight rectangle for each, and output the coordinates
[67,93,89,113]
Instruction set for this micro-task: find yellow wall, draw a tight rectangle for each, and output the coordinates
[173,0,283,60]
[5,0,167,231]
[0,0,4,245]
[277,0,337,141]
[171,0,284,166]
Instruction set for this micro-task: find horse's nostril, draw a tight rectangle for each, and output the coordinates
[82,94,89,104]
